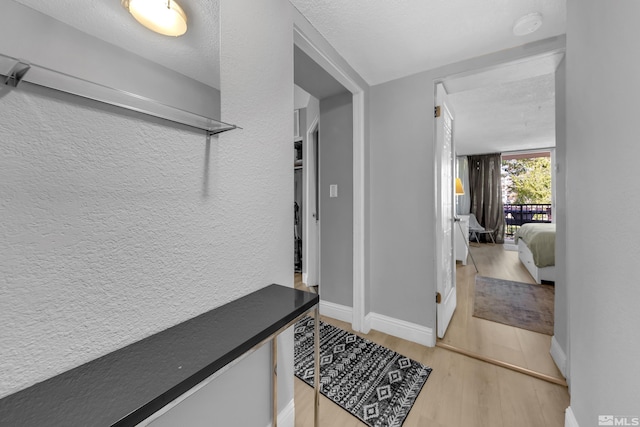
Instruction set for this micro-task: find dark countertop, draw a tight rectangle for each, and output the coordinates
[0,284,318,426]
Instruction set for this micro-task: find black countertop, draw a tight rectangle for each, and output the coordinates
[0,284,318,426]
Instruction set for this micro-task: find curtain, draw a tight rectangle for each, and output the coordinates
[456,156,471,215]
[468,153,505,243]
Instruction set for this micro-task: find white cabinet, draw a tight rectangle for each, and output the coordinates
[455,215,469,265]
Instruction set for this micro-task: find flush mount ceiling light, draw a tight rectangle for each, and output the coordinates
[513,12,543,36]
[121,0,187,37]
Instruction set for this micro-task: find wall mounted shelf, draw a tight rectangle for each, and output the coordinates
[0,52,238,137]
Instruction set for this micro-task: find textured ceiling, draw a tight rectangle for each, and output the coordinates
[290,0,566,86]
[447,73,556,155]
[12,0,220,89]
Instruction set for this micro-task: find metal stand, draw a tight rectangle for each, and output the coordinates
[455,217,478,273]
[271,304,320,427]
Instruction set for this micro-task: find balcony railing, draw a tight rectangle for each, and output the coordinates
[504,203,552,237]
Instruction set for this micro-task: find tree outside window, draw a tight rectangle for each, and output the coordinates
[502,157,552,204]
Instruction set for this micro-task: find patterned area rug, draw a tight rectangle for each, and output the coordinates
[473,275,555,335]
[294,317,432,426]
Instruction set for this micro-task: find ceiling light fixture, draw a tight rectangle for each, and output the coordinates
[513,12,543,37]
[121,0,188,37]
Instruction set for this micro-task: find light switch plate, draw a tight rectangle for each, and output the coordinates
[329,184,338,198]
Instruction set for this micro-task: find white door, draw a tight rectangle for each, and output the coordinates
[435,83,457,338]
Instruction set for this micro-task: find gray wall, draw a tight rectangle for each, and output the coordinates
[553,57,568,377]
[150,345,271,426]
[369,36,566,331]
[320,92,354,307]
[370,73,433,326]
[565,1,640,424]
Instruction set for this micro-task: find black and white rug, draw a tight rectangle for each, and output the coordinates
[294,317,432,427]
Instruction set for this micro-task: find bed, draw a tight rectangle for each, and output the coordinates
[514,223,556,284]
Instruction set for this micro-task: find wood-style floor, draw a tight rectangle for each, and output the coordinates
[443,243,564,379]
[292,254,570,426]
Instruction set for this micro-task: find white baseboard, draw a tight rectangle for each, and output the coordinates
[265,399,294,427]
[302,273,308,284]
[319,300,353,324]
[565,406,579,427]
[362,312,372,334]
[550,335,568,378]
[369,312,435,347]
[318,304,435,347]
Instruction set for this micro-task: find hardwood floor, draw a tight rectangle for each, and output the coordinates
[294,315,569,427]
[442,243,564,379]
[292,247,569,426]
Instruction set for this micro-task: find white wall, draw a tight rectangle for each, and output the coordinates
[0,1,294,425]
[565,1,640,424]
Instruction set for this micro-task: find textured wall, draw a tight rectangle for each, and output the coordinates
[218,0,295,422]
[0,7,293,424]
[0,1,220,122]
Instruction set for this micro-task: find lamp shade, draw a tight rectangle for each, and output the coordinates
[122,0,188,37]
[455,177,465,195]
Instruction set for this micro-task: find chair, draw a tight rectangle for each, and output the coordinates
[468,213,495,244]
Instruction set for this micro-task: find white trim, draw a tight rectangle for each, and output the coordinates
[320,300,353,324]
[362,312,372,334]
[265,399,295,427]
[302,115,319,288]
[550,335,568,378]
[352,91,366,333]
[369,313,436,347]
[565,406,580,427]
[293,22,367,334]
[293,24,362,95]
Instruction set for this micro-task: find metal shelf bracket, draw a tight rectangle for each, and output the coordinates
[3,60,30,87]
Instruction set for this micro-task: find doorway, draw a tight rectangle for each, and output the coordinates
[292,99,319,293]
[293,24,367,331]
[434,50,566,383]
[292,99,320,293]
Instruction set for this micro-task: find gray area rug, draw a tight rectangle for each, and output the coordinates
[473,275,554,335]
[294,317,432,427]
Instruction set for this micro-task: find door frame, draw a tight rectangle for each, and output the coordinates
[294,17,368,333]
[431,41,567,341]
[303,118,320,287]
